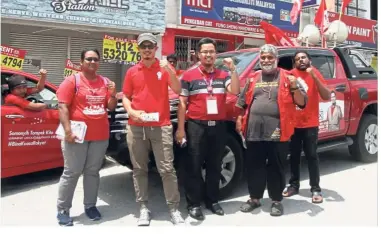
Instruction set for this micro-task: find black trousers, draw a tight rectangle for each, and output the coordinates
[289,127,321,193]
[245,141,288,202]
[184,119,227,207]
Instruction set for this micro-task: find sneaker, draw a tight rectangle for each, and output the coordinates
[85,206,102,221]
[170,209,185,225]
[137,207,151,226]
[57,210,73,226]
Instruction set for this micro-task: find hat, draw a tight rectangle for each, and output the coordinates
[8,75,27,90]
[137,33,157,45]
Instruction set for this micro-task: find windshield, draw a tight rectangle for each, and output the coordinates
[215,51,258,76]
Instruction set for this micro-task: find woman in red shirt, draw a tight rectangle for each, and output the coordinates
[55,49,117,226]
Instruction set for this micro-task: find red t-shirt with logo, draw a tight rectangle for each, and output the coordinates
[180,65,231,120]
[290,67,327,128]
[56,74,111,141]
[122,59,172,127]
[5,88,35,109]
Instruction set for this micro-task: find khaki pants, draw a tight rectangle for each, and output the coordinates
[127,125,180,210]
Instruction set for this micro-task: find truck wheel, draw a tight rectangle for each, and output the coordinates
[201,134,244,199]
[349,114,378,163]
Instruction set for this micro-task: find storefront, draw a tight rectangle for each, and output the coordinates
[162,0,300,69]
[1,0,166,90]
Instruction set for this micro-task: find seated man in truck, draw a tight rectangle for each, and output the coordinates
[4,69,48,111]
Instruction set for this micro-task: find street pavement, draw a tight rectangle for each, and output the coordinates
[1,147,378,226]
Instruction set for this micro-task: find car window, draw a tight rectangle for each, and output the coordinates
[311,56,335,79]
[278,56,294,70]
[26,80,58,108]
[350,54,367,68]
[215,51,258,76]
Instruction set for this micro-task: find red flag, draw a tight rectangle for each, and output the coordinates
[340,0,351,15]
[290,0,304,25]
[314,0,329,33]
[260,21,297,47]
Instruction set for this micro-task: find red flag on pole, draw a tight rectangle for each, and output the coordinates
[260,21,297,47]
[314,0,330,47]
[290,0,304,25]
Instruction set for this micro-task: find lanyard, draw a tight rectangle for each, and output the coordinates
[198,67,214,95]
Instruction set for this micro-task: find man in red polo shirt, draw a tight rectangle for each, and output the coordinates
[283,50,330,204]
[5,69,48,111]
[122,33,184,226]
[175,37,240,220]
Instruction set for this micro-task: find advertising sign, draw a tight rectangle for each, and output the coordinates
[1,0,166,32]
[64,59,81,77]
[102,35,141,65]
[180,0,300,37]
[319,91,345,134]
[328,12,378,49]
[0,45,27,71]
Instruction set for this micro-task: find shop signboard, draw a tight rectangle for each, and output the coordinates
[180,0,300,37]
[328,11,378,49]
[1,0,166,32]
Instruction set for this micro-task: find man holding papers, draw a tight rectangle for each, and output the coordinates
[55,48,117,226]
[122,33,184,226]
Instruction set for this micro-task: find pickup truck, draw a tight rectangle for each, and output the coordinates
[107,46,378,198]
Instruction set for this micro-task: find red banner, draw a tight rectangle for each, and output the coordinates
[328,12,377,48]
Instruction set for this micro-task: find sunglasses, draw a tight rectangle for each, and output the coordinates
[84,57,99,62]
[138,44,155,49]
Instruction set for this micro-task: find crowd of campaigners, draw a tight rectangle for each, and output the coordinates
[4,32,331,226]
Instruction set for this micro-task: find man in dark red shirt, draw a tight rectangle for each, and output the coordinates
[122,33,184,226]
[5,69,48,111]
[175,37,240,220]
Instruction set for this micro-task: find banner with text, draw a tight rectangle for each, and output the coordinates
[1,0,166,32]
[0,45,27,71]
[180,0,300,38]
[328,12,378,49]
[64,59,81,77]
[102,35,141,65]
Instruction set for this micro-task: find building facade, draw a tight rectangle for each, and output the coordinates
[1,0,166,89]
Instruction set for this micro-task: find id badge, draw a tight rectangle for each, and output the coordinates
[206,96,218,115]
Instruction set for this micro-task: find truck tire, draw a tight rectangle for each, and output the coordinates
[216,134,244,199]
[349,114,378,163]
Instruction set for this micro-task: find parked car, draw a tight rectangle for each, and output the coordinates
[107,46,378,198]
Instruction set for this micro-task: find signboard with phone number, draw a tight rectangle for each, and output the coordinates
[64,59,81,77]
[102,35,141,65]
[1,45,27,70]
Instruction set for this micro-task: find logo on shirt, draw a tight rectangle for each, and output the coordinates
[270,128,281,139]
[157,71,162,80]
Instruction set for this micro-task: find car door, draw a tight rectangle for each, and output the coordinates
[1,73,61,172]
[308,50,351,140]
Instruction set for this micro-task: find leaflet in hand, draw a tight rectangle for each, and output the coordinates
[140,112,159,122]
[56,121,87,143]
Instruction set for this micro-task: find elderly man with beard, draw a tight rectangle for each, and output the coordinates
[122,33,184,226]
[283,51,330,204]
[235,44,307,216]
[176,37,240,220]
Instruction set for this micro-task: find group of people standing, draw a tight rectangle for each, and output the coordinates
[47,32,330,226]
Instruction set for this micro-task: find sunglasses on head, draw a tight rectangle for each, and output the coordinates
[138,44,155,49]
[84,57,99,62]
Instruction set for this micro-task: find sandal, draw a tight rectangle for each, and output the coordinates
[312,191,323,204]
[270,202,284,217]
[282,186,299,197]
[240,199,261,213]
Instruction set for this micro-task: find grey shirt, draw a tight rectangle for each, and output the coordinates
[236,70,308,141]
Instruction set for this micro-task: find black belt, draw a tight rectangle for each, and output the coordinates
[188,119,223,126]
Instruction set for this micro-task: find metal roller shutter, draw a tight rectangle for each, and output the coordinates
[70,38,122,90]
[9,33,68,86]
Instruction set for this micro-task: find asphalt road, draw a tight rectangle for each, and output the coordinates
[1,148,378,226]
